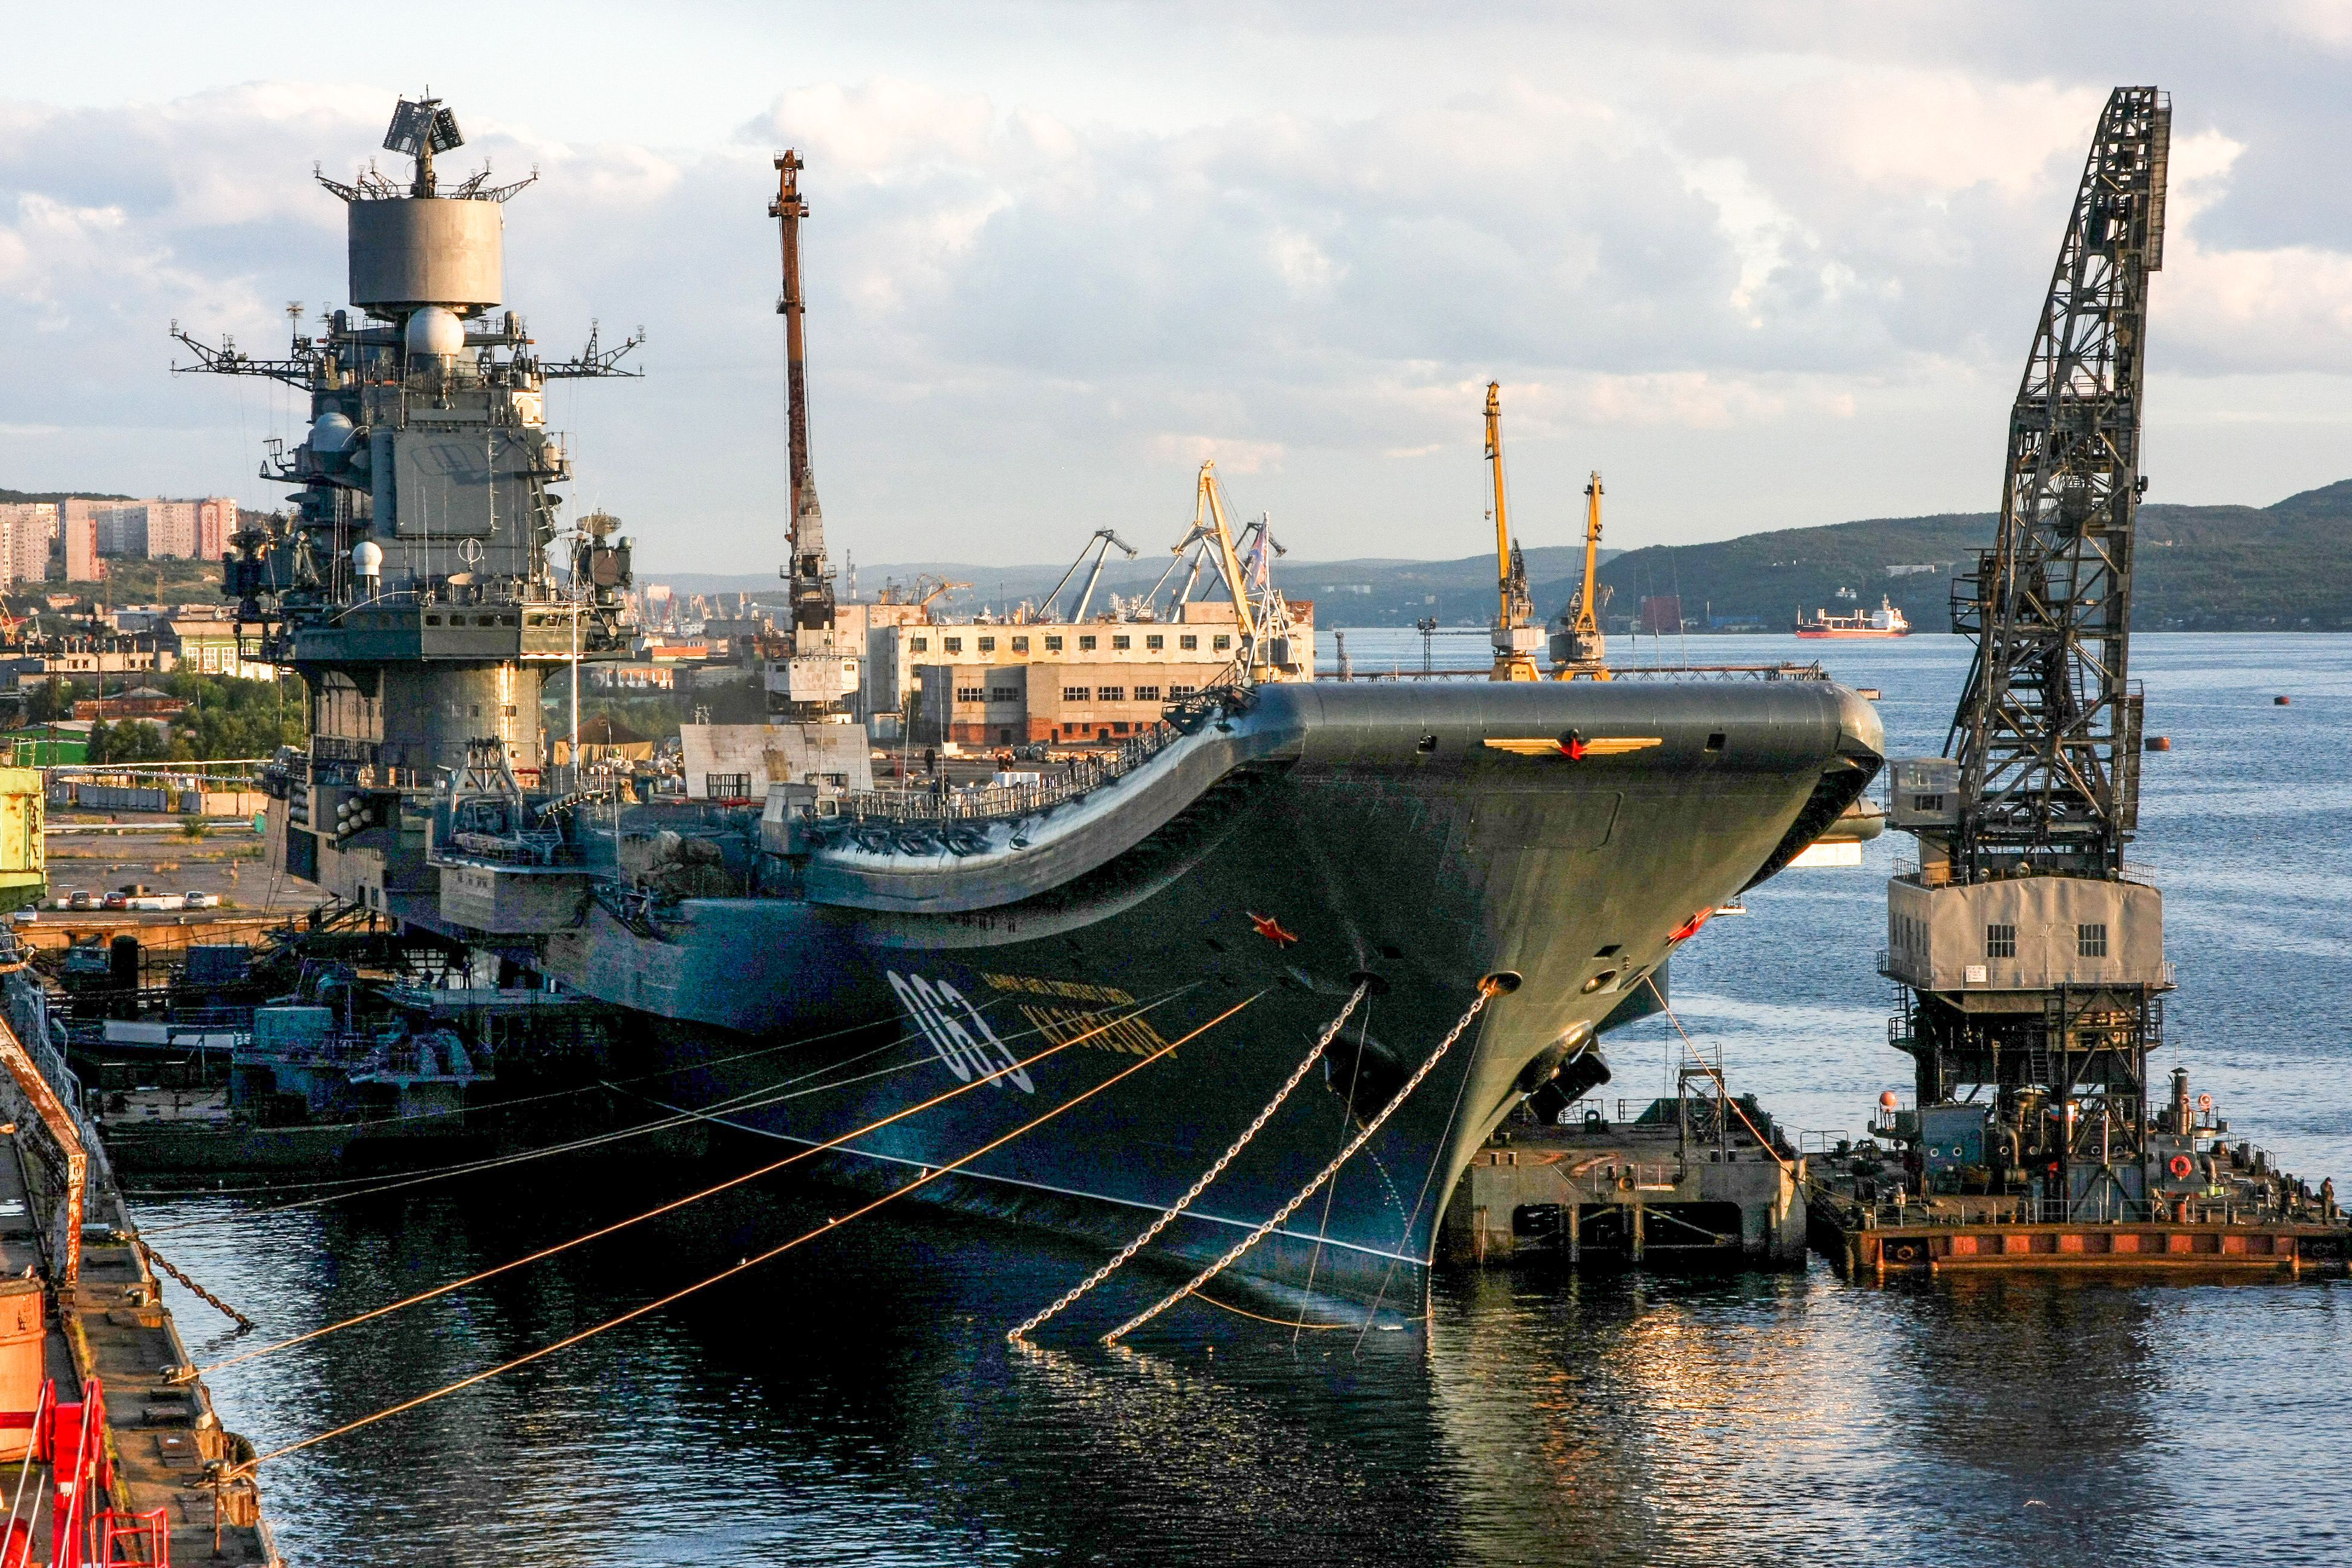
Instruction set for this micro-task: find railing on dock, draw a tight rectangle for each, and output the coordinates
[1847,1194,2305,1228]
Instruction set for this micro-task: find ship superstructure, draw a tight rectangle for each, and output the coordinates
[177,96,641,918]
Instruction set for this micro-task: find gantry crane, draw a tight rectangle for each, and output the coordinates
[1040,529,1138,623]
[1882,87,2172,1221]
[1549,471,1611,679]
[1484,383,1541,681]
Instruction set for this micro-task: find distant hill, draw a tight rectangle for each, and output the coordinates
[1589,479,2352,634]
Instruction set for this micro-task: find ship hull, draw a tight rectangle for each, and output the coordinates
[446,681,1882,1317]
[1794,628,1909,639]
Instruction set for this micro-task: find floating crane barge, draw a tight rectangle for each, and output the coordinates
[1811,85,2350,1278]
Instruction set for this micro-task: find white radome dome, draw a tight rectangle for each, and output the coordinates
[405,305,466,358]
[311,411,355,452]
[351,540,385,577]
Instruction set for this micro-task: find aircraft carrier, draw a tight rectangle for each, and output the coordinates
[180,97,1883,1313]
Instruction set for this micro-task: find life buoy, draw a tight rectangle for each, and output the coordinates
[2167,1154,2194,1179]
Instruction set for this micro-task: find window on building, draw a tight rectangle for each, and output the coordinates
[1062,687,1090,702]
[1145,634,1164,650]
[1213,635,1231,651]
[910,637,929,652]
[1045,636,1063,652]
[706,773,750,799]
[1013,636,1030,653]
[1180,635,1198,650]
[956,686,985,703]
[988,687,1017,702]
[2078,923,2108,958]
[1985,924,2016,958]
[1098,686,1125,702]
[1112,635,1131,650]
[979,636,996,653]
[823,773,848,788]
[1133,685,1161,702]
[944,637,963,654]
[1169,684,1196,698]
[1912,793,1944,814]
[1079,635,1098,651]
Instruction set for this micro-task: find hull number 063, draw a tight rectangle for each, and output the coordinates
[887,972,1036,1093]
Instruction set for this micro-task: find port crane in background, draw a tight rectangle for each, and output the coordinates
[765,151,862,720]
[1040,528,1138,624]
[1881,87,2173,1221]
[1483,382,1541,681]
[1550,471,1612,679]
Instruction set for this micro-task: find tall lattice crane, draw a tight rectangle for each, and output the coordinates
[1882,87,2172,1222]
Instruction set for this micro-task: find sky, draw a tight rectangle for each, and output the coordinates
[3,2,2350,573]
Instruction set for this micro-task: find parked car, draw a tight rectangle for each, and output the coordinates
[102,892,128,911]
[65,890,93,911]
[180,892,220,910]
[10,909,36,926]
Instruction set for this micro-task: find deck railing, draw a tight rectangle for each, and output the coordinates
[840,701,1223,826]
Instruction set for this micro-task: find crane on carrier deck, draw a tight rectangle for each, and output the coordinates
[1549,471,1612,679]
[1485,382,1541,681]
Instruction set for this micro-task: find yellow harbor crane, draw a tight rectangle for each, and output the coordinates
[1550,471,1612,679]
[1485,382,1541,681]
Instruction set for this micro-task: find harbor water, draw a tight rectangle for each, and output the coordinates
[137,633,2352,1566]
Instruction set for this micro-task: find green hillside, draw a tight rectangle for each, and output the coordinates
[1590,480,2352,633]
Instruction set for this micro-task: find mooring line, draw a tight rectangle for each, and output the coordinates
[1642,974,1795,1175]
[126,1002,936,1152]
[1008,981,1367,1344]
[126,1004,967,1201]
[231,993,1262,1469]
[1102,979,1497,1346]
[141,985,1187,1230]
[195,988,1202,1375]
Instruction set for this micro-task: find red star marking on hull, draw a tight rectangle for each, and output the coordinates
[1248,912,1300,947]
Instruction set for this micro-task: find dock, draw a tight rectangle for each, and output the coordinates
[1806,1083,2352,1279]
[1443,1071,1807,1269]
[0,970,276,1564]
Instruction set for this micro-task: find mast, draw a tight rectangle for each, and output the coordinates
[772,150,834,633]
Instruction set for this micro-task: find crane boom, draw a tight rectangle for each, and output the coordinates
[772,150,834,633]
[1485,382,1539,681]
[1942,86,2169,884]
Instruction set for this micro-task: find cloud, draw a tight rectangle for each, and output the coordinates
[2,10,2350,563]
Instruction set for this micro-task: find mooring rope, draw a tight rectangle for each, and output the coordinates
[229,993,1262,1469]
[1007,981,1367,1344]
[1103,978,1498,1346]
[195,990,1192,1376]
[1642,974,1795,1176]
[134,1238,255,1332]
[140,984,1193,1232]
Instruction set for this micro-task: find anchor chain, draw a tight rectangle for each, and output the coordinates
[134,1238,256,1333]
[1008,982,1368,1344]
[1103,978,1498,1345]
